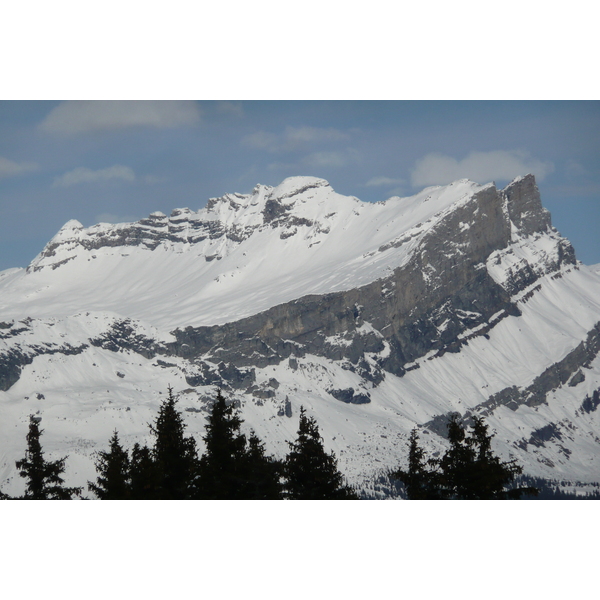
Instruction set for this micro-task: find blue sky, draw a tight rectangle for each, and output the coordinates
[1,100,598,271]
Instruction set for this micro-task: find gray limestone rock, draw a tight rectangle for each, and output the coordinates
[329,388,371,404]
[503,174,551,236]
[166,180,545,382]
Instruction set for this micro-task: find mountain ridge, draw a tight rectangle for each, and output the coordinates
[0,175,556,328]
[1,174,600,496]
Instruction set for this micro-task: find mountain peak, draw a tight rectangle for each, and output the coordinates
[61,219,84,230]
[268,176,331,202]
[502,172,551,236]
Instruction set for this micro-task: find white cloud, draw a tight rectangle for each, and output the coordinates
[52,165,136,188]
[40,101,201,135]
[366,176,405,187]
[241,125,349,153]
[410,150,555,187]
[0,156,38,179]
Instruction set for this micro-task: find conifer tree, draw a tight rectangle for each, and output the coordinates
[88,430,131,500]
[244,430,284,499]
[196,389,252,499]
[16,415,82,500]
[283,406,358,500]
[391,429,443,499]
[129,443,162,500]
[149,386,199,499]
[438,414,539,499]
[462,416,538,499]
[391,414,538,500]
[438,413,477,498]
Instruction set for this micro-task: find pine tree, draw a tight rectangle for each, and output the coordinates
[463,416,538,499]
[16,415,82,500]
[149,386,199,499]
[439,415,539,499]
[196,389,252,499]
[391,429,443,499]
[283,406,358,500]
[129,443,162,500]
[88,430,131,500]
[391,414,538,500]
[438,413,477,499]
[244,430,284,499]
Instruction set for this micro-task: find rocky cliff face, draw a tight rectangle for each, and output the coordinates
[1,174,599,495]
[165,175,575,394]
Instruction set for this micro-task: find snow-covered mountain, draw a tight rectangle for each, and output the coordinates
[2,174,600,497]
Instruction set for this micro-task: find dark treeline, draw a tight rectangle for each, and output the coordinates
[89,388,358,500]
[4,387,357,500]
[6,389,595,500]
[389,415,540,500]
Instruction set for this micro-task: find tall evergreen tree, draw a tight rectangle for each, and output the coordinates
[461,416,537,499]
[196,390,284,499]
[391,429,443,499]
[244,430,284,499]
[391,414,538,500]
[438,414,477,499]
[88,430,131,500]
[149,386,199,499]
[16,415,82,500]
[129,443,162,500]
[283,406,358,500]
[196,389,252,499]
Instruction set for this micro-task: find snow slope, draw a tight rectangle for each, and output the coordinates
[1,175,600,497]
[0,177,490,328]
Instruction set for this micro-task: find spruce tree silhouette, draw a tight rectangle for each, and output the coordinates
[244,430,284,499]
[284,406,357,500]
[392,415,538,499]
[196,390,284,499]
[196,389,252,499]
[391,429,443,499]
[149,386,199,499]
[438,414,477,498]
[129,443,162,500]
[459,416,537,499]
[16,415,81,500]
[88,430,131,500]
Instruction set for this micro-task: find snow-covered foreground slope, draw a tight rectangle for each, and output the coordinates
[1,175,600,497]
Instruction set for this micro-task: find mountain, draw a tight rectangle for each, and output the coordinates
[1,174,600,497]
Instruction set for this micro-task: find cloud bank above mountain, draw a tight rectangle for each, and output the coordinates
[40,100,201,135]
[411,150,555,187]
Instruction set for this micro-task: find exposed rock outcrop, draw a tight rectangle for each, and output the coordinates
[165,177,568,384]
